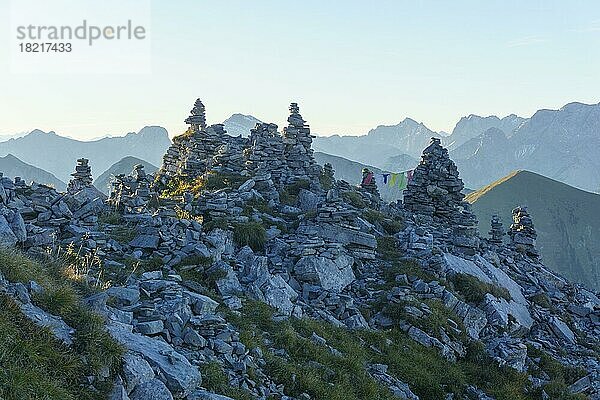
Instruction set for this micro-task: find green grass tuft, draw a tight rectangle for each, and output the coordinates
[233,222,267,252]
[342,191,367,209]
[449,273,512,304]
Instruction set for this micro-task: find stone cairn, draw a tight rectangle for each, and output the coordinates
[67,158,93,194]
[159,100,230,181]
[360,167,380,197]
[403,138,479,254]
[321,163,336,189]
[508,206,539,258]
[109,164,155,214]
[281,103,321,185]
[489,215,504,245]
[245,122,287,200]
[184,98,207,132]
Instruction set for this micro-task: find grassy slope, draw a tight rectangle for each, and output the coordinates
[466,170,600,290]
[0,248,123,400]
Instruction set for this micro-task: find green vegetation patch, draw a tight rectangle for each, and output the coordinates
[363,209,404,234]
[449,273,512,304]
[0,248,124,399]
[228,301,558,400]
[162,172,246,197]
[200,361,255,400]
[233,222,267,252]
[342,191,367,209]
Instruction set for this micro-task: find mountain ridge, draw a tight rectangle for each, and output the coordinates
[467,169,600,290]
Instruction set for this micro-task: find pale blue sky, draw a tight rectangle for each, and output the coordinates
[1,0,599,139]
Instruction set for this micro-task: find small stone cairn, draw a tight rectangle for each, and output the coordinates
[321,162,336,189]
[508,206,539,258]
[360,167,380,197]
[489,215,504,245]
[159,100,228,180]
[109,164,155,214]
[184,98,207,132]
[67,158,93,194]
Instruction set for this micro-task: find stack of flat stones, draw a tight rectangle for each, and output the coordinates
[403,137,479,254]
[158,100,232,181]
[244,122,287,200]
[109,165,155,214]
[184,98,207,132]
[211,139,247,175]
[488,215,504,245]
[322,162,336,187]
[67,158,93,194]
[281,103,321,185]
[360,168,380,197]
[508,206,539,258]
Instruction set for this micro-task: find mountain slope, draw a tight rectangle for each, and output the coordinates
[466,170,600,290]
[94,156,158,194]
[0,154,66,190]
[0,127,171,182]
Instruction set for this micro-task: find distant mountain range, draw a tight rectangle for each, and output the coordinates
[313,118,434,170]
[0,154,66,191]
[0,126,171,183]
[94,156,159,194]
[467,170,600,291]
[311,101,600,194]
[453,102,600,193]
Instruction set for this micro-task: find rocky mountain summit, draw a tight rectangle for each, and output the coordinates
[0,99,598,400]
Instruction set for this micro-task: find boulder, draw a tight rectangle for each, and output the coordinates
[108,322,201,396]
[129,379,173,400]
[294,254,355,292]
[122,352,155,393]
[0,215,18,247]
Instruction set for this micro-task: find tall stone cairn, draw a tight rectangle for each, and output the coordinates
[184,98,207,132]
[508,206,539,258]
[360,168,379,197]
[281,103,321,184]
[245,122,287,200]
[489,214,504,245]
[159,100,226,180]
[403,138,478,252]
[67,158,93,194]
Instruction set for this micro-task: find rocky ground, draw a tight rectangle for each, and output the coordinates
[0,100,598,400]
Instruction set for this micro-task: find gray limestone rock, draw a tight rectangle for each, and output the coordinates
[294,254,355,292]
[19,302,75,345]
[0,215,18,246]
[129,379,173,400]
[122,352,155,393]
[108,322,201,396]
